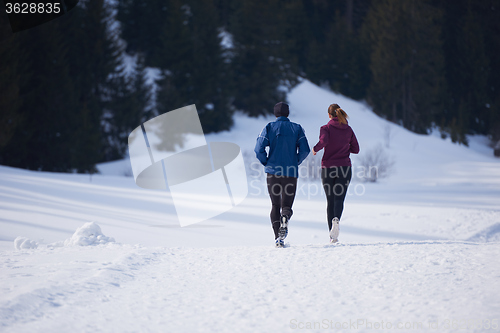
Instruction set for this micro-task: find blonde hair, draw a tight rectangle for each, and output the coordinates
[328,104,348,125]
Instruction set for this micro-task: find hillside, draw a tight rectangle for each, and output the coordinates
[1,80,499,332]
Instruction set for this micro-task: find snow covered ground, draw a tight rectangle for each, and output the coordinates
[1,80,500,332]
[2,242,499,332]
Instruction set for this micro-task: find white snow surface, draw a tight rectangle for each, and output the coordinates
[1,80,500,332]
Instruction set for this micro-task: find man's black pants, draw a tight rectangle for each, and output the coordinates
[266,173,297,239]
[321,166,352,231]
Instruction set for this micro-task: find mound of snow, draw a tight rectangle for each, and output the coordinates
[14,237,38,250]
[64,222,115,246]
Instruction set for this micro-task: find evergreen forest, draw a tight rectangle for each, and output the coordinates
[1,0,499,172]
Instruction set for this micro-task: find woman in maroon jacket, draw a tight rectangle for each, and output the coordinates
[312,104,360,243]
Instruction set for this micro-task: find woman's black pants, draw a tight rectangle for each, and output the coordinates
[321,166,352,231]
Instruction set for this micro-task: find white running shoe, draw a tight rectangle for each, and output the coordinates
[279,215,289,240]
[329,217,340,243]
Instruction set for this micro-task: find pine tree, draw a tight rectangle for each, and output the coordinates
[117,0,170,67]
[155,0,233,133]
[228,0,296,117]
[440,0,490,143]
[303,0,371,101]
[323,11,370,100]
[0,0,134,171]
[102,57,152,161]
[0,33,22,149]
[363,0,445,133]
[66,0,127,170]
[0,16,79,171]
[278,0,310,76]
[482,0,500,143]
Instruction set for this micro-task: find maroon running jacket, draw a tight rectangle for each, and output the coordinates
[313,117,360,167]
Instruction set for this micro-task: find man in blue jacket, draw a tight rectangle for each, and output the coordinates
[255,102,310,247]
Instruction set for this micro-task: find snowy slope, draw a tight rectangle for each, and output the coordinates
[210,80,500,207]
[1,80,500,332]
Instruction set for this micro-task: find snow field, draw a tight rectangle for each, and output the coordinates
[1,242,499,332]
[2,163,499,250]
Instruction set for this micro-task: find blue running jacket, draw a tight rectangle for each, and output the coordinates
[254,116,310,178]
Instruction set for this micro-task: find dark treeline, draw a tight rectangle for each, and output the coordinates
[1,0,499,172]
[118,0,500,143]
[0,0,153,172]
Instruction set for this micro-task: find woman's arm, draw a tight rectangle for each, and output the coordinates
[312,126,329,155]
[350,130,360,154]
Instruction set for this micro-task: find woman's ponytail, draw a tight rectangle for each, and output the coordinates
[328,104,348,125]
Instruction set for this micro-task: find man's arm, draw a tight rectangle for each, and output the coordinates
[254,125,270,165]
[297,126,310,165]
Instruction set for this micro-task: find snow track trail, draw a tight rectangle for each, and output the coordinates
[1,242,499,332]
